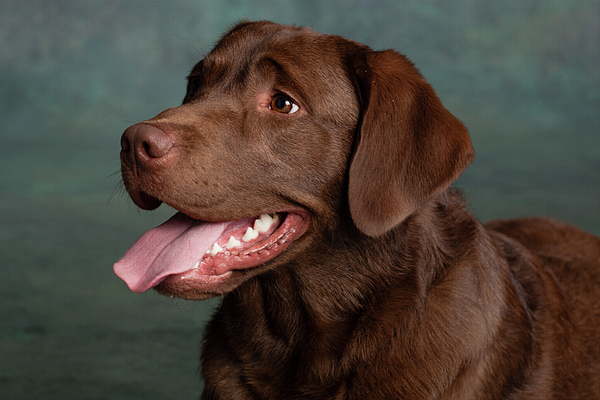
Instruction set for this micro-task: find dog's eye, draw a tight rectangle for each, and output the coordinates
[270,94,299,114]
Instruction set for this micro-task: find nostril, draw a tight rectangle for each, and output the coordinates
[121,123,174,163]
[120,134,131,153]
[143,132,173,158]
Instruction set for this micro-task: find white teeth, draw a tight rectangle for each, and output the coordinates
[242,227,259,242]
[207,242,223,255]
[192,260,200,269]
[203,214,279,257]
[254,213,278,233]
[226,236,241,250]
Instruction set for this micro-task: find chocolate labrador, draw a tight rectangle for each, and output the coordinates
[114,21,600,399]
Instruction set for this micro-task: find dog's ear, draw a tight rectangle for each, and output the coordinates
[348,50,474,237]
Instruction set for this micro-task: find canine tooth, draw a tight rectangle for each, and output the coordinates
[254,219,268,233]
[226,236,241,250]
[242,227,258,242]
[254,213,278,233]
[208,242,223,255]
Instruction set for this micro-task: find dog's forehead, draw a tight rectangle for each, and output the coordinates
[195,22,349,80]
[188,22,363,107]
[214,22,320,59]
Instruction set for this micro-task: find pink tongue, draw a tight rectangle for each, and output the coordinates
[113,212,229,293]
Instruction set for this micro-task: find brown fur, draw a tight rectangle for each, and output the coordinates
[119,21,600,399]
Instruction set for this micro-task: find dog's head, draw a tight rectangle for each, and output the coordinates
[114,21,473,299]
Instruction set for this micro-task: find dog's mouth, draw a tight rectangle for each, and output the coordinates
[113,211,309,294]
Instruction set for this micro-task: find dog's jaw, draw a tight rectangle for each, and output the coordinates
[114,210,310,299]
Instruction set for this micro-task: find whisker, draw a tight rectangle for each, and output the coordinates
[173,34,204,56]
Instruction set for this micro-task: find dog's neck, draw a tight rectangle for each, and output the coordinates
[202,189,536,397]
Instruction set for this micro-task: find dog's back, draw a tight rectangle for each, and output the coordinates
[487,217,600,397]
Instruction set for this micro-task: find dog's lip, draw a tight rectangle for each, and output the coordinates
[175,206,309,227]
[137,191,163,210]
[160,209,310,285]
[121,185,163,211]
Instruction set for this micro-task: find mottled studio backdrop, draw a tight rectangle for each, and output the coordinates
[1,1,598,399]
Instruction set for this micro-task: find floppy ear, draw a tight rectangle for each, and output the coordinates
[348,50,474,237]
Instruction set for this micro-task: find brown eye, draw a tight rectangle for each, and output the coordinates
[269,94,299,114]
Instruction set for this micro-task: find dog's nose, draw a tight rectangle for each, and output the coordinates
[120,123,174,168]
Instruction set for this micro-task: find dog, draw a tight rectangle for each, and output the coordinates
[114,21,600,399]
